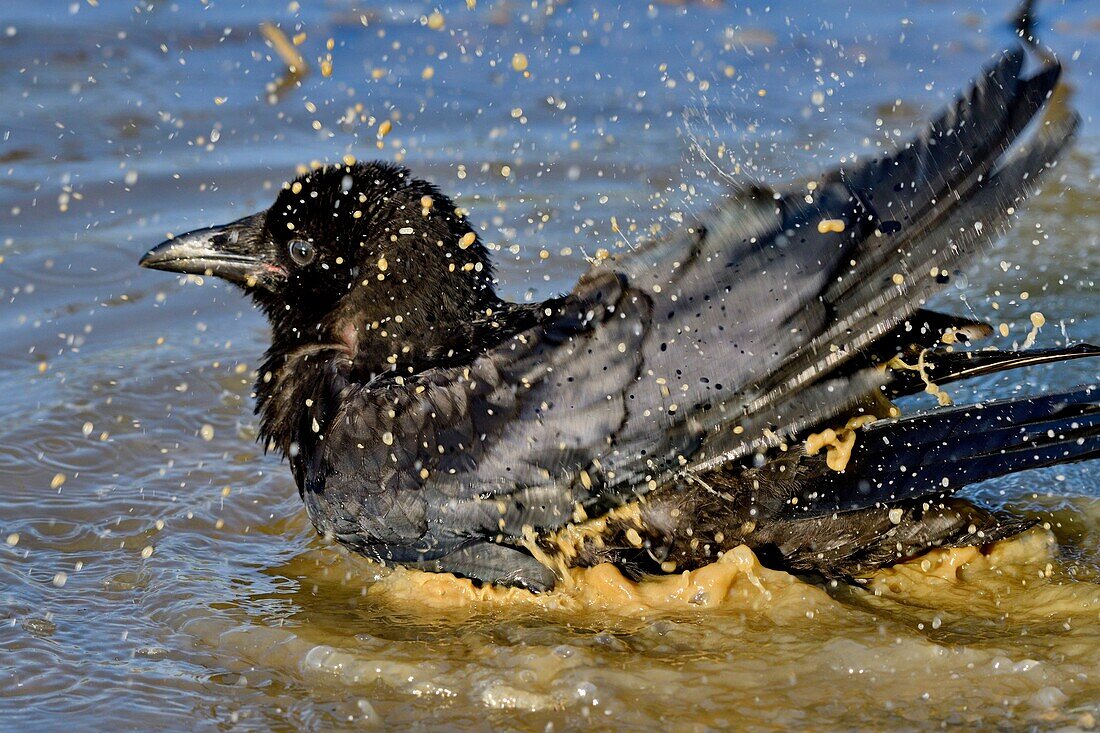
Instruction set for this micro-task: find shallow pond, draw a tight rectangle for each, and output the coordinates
[1,1,1099,730]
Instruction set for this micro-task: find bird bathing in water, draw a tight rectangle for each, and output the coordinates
[141,48,1099,592]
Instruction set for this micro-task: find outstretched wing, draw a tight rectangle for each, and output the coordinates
[312,48,1076,559]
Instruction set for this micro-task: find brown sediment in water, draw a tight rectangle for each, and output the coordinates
[359,528,1072,621]
[368,543,834,619]
[185,522,1100,729]
[865,526,1055,589]
[850,528,1100,629]
[519,501,649,583]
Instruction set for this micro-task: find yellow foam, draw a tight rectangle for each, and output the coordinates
[887,349,953,406]
[366,544,832,618]
[804,414,878,471]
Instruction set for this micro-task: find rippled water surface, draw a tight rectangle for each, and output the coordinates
[2,1,1099,730]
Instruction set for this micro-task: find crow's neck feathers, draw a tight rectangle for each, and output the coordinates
[249,162,504,461]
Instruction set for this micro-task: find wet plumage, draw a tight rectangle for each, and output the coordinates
[141,48,1098,591]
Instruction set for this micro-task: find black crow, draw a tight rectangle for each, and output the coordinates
[141,49,1098,591]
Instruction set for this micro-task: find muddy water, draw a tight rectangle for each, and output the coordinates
[2,1,1099,730]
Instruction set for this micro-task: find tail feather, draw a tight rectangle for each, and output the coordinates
[756,499,1033,577]
[789,387,1100,517]
[886,343,1100,398]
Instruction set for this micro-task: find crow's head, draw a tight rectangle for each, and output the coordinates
[140,161,497,359]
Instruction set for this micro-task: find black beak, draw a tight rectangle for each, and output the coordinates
[139,212,276,288]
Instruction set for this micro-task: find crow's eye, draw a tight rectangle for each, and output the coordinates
[288,239,315,266]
